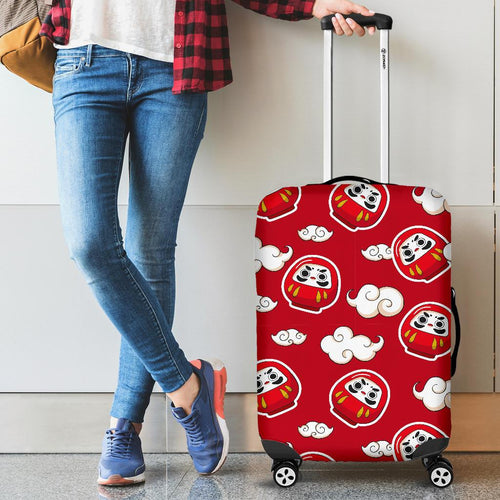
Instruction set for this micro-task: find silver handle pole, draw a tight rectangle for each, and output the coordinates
[380,29,390,183]
[324,27,390,183]
[323,29,333,182]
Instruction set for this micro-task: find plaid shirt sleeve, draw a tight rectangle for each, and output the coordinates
[39,0,71,45]
[230,0,316,21]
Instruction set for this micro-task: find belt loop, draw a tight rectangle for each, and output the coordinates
[85,44,93,67]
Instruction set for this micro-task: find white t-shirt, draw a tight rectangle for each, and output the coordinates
[54,0,175,63]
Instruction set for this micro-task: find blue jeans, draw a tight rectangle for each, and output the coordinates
[52,44,207,423]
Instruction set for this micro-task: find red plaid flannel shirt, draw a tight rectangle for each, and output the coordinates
[40,0,315,94]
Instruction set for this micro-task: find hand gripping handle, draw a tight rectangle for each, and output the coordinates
[320,13,393,31]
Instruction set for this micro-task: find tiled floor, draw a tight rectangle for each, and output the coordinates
[0,452,498,499]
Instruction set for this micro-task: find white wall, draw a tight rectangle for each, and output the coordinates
[0,0,496,395]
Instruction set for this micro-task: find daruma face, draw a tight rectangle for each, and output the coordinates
[399,233,436,265]
[399,429,434,460]
[329,370,390,428]
[292,263,332,289]
[257,187,300,221]
[329,182,389,231]
[399,303,451,360]
[347,377,383,409]
[257,360,301,418]
[392,226,450,282]
[392,422,447,461]
[345,183,382,212]
[411,310,448,336]
[282,256,340,313]
[257,366,287,395]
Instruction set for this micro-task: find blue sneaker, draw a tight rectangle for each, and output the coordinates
[97,417,146,486]
[170,358,229,474]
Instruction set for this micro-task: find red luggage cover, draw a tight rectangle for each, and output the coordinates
[255,181,452,463]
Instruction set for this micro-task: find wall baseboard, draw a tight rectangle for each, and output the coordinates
[0,393,498,453]
[446,393,500,451]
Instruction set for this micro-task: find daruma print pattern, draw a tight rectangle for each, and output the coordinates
[329,182,390,231]
[255,181,452,462]
[328,369,390,428]
[281,255,341,313]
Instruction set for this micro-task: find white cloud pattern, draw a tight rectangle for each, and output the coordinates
[297,225,333,242]
[298,421,334,439]
[361,244,392,261]
[347,284,404,318]
[256,295,277,312]
[413,377,451,411]
[255,237,293,272]
[444,243,452,262]
[320,326,384,364]
[362,440,393,458]
[271,329,307,346]
[412,187,450,215]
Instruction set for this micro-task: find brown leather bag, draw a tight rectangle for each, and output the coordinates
[0,0,56,92]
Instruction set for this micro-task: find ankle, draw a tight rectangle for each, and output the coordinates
[131,422,142,435]
[167,371,201,415]
[109,417,142,435]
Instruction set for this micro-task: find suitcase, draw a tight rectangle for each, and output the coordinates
[254,13,461,488]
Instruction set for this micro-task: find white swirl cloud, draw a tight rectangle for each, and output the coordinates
[347,284,404,318]
[300,451,335,462]
[255,237,293,272]
[271,329,307,346]
[444,243,452,262]
[298,421,333,439]
[413,377,451,411]
[256,295,277,312]
[298,225,333,242]
[361,244,392,261]
[362,440,393,458]
[412,187,450,215]
[320,326,384,364]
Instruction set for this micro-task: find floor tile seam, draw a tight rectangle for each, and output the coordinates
[170,465,193,495]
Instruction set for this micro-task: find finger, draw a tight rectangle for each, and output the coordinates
[331,17,344,36]
[350,4,375,17]
[368,26,376,36]
[346,18,365,37]
[335,13,353,36]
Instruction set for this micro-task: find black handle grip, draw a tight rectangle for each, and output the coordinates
[322,175,378,185]
[451,287,461,378]
[321,12,393,31]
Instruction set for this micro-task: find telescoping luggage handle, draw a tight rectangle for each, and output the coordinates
[319,17,461,378]
[321,13,393,184]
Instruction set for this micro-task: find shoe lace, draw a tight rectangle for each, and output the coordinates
[183,412,204,447]
[105,429,133,458]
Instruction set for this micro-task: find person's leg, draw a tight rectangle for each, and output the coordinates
[53,45,227,480]
[109,57,208,428]
[118,53,228,475]
[52,44,194,406]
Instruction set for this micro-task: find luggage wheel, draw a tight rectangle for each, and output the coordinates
[272,459,301,487]
[422,455,454,488]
